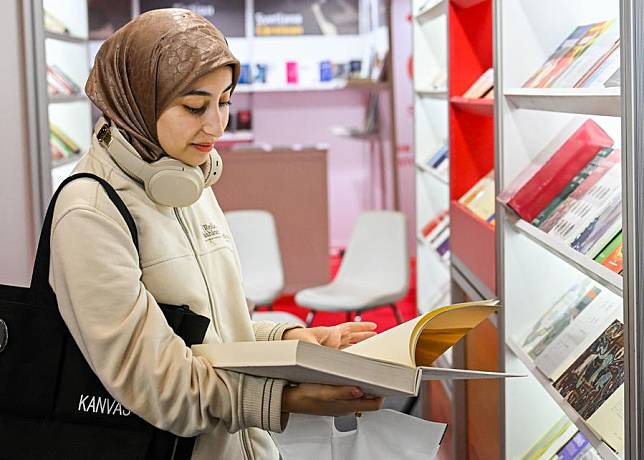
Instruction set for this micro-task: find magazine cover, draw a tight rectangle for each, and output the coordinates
[553,320,624,420]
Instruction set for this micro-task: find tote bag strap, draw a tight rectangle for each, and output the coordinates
[30,173,139,300]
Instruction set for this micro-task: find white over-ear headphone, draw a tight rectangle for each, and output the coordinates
[95,118,222,207]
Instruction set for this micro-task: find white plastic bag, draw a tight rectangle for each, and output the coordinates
[272,409,447,460]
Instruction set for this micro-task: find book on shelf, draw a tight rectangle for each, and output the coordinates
[532,147,615,230]
[594,232,623,274]
[421,144,449,180]
[462,68,494,99]
[553,319,624,453]
[44,10,69,35]
[47,65,81,97]
[420,210,449,239]
[554,431,602,460]
[523,20,618,89]
[501,119,614,223]
[547,161,622,255]
[192,300,523,397]
[575,38,621,89]
[458,170,495,225]
[523,24,593,88]
[50,123,80,154]
[532,286,621,381]
[520,417,578,460]
[518,280,619,375]
[550,20,617,88]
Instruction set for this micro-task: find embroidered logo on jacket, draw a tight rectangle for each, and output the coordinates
[201,223,232,245]
[78,394,131,416]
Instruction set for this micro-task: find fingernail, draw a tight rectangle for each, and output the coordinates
[352,388,363,397]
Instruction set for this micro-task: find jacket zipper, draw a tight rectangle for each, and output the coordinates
[173,207,220,335]
[173,207,254,460]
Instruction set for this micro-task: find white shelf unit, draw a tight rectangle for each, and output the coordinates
[495,0,630,458]
[25,0,92,205]
[412,0,450,316]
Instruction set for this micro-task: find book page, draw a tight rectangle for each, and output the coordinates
[344,315,424,367]
[586,385,624,454]
[536,290,621,380]
[344,301,498,367]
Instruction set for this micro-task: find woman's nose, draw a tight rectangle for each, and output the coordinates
[202,111,225,138]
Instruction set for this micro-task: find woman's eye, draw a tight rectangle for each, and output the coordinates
[184,105,207,115]
[219,101,232,108]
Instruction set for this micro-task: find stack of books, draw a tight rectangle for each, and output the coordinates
[500,118,622,271]
[517,280,624,453]
[458,170,495,225]
[50,123,80,163]
[462,68,494,99]
[47,65,81,97]
[419,210,450,262]
[523,20,620,89]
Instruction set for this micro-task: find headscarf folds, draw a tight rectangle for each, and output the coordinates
[86,8,240,161]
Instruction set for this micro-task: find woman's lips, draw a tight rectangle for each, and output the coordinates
[192,143,213,153]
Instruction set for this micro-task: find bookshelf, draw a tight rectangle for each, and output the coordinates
[412,0,452,456]
[23,0,91,223]
[495,0,644,457]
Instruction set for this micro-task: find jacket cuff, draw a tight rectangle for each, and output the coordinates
[241,375,286,433]
[254,321,304,341]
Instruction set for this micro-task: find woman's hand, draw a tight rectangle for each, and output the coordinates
[280,383,383,428]
[283,322,377,349]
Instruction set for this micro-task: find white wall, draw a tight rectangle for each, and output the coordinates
[0,0,36,286]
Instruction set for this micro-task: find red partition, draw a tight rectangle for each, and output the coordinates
[449,0,495,294]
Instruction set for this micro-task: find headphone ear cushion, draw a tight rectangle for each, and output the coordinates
[203,149,223,187]
[146,157,205,207]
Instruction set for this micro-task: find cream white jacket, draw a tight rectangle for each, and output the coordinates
[48,136,298,459]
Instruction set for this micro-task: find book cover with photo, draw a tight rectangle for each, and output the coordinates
[519,280,598,360]
[523,24,591,88]
[554,319,624,420]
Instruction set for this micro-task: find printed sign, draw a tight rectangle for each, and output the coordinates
[140,1,246,37]
[254,0,360,36]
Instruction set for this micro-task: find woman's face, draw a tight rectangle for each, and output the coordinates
[156,66,233,167]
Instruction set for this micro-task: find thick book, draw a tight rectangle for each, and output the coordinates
[192,301,523,397]
[553,320,624,453]
[504,119,613,223]
[520,417,578,460]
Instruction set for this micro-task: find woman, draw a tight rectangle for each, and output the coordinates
[50,8,381,460]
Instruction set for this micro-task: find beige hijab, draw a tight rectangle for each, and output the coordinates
[86,8,240,162]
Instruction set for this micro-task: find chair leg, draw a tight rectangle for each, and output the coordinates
[389,303,403,324]
[306,310,317,327]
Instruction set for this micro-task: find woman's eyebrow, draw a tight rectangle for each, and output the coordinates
[184,83,233,97]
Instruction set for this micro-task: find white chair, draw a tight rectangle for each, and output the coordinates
[295,211,409,326]
[225,210,306,327]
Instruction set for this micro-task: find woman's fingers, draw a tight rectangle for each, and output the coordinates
[340,322,377,333]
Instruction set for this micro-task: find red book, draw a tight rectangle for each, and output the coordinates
[421,210,448,238]
[507,119,613,222]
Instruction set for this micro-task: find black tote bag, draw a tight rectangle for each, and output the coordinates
[0,173,210,460]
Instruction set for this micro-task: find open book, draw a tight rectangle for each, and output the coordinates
[192,300,524,396]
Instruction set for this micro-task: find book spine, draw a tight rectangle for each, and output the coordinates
[50,124,80,153]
